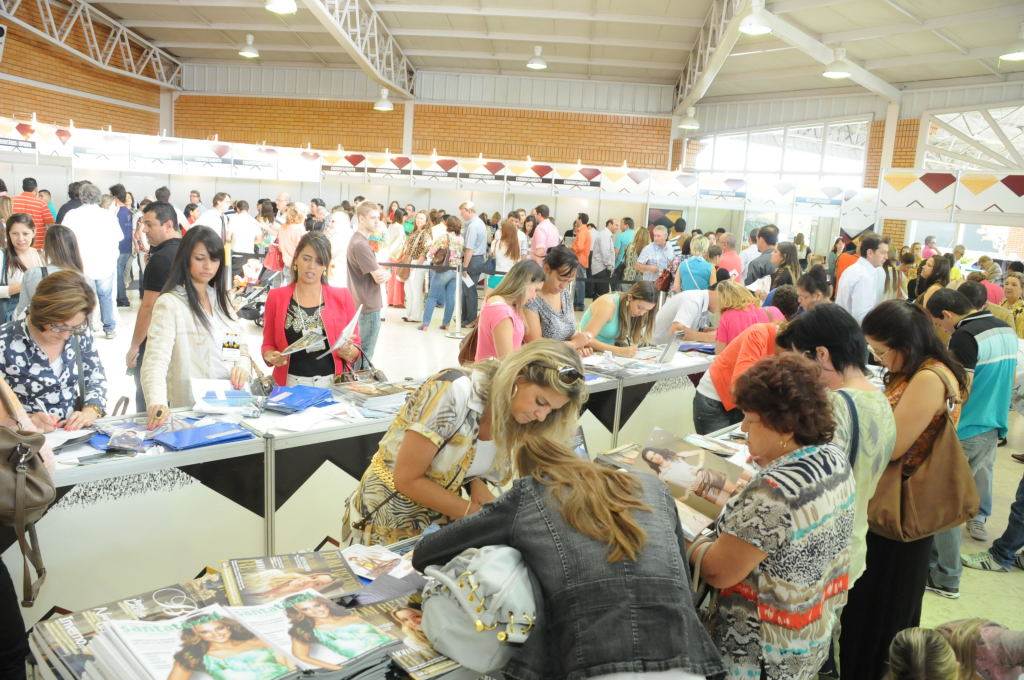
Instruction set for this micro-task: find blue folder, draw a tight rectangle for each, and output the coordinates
[678,342,716,354]
[264,385,334,414]
[152,422,255,450]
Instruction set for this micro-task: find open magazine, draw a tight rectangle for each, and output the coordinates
[221,550,362,606]
[32,573,228,680]
[596,428,752,539]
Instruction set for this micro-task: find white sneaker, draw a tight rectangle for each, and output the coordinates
[104,330,116,340]
[967,518,988,541]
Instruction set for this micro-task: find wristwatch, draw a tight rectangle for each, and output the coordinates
[84,404,105,418]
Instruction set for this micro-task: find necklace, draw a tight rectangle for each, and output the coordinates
[289,287,323,335]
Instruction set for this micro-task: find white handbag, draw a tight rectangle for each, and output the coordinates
[421,545,537,674]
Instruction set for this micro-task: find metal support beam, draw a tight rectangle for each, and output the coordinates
[980,108,1024,167]
[865,46,1014,71]
[388,28,691,52]
[300,0,413,97]
[372,3,705,29]
[122,19,324,32]
[675,0,748,114]
[402,49,682,72]
[820,3,1024,45]
[929,117,1017,168]
[0,0,182,87]
[155,40,351,54]
[924,144,1011,172]
[757,9,901,101]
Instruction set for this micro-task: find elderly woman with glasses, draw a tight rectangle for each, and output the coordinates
[0,269,106,431]
[341,340,588,547]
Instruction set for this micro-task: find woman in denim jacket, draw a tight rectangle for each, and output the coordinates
[412,367,725,679]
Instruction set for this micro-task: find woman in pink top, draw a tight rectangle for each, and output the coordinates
[713,280,783,351]
[277,203,306,270]
[475,259,545,361]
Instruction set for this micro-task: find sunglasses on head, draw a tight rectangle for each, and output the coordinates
[557,365,583,385]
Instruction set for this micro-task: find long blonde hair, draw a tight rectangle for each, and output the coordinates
[715,279,756,312]
[688,235,709,259]
[615,282,657,346]
[887,627,964,680]
[628,226,651,256]
[936,618,991,680]
[492,340,650,562]
[486,259,544,311]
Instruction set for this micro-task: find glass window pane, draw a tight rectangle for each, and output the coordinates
[909,220,958,250]
[783,125,824,172]
[694,137,714,171]
[823,121,868,175]
[961,224,1013,259]
[712,133,748,171]
[747,129,784,172]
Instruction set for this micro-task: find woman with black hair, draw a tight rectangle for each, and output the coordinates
[524,245,591,352]
[913,254,951,307]
[13,223,83,320]
[840,299,970,680]
[0,214,43,322]
[796,264,829,311]
[142,226,250,429]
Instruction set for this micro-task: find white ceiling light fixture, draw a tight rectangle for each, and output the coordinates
[527,45,547,70]
[239,34,259,59]
[373,88,394,112]
[822,47,851,79]
[1000,22,1024,61]
[264,0,296,15]
[739,0,771,36]
[677,106,700,130]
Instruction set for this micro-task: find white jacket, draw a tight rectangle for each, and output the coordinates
[62,204,122,279]
[141,287,250,408]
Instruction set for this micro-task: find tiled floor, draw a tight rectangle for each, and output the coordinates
[96,292,1024,631]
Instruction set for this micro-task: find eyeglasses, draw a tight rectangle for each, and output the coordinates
[867,344,891,361]
[557,365,583,385]
[48,321,89,335]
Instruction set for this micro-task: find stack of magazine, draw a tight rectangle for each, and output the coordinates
[332,381,417,414]
[265,385,334,414]
[30,550,470,680]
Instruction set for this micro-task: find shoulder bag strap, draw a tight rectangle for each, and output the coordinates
[353,403,473,531]
[71,335,86,412]
[836,390,860,467]
[0,373,32,431]
[41,266,48,278]
[923,364,960,408]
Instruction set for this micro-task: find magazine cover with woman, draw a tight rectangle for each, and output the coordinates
[220,550,361,606]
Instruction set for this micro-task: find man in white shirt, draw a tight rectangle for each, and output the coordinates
[530,204,560,263]
[739,228,760,280]
[189,189,204,213]
[590,218,615,297]
[835,234,888,323]
[459,201,488,325]
[62,181,123,338]
[652,272,725,344]
[227,200,260,279]
[327,206,354,287]
[194,192,232,239]
[274,192,291,225]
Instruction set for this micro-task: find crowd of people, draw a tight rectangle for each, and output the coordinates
[1,173,1022,680]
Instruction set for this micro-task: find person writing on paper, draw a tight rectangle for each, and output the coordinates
[578,281,658,357]
[523,245,592,355]
[143,226,250,429]
[261,232,361,387]
[0,270,106,433]
[341,340,587,546]
[474,259,545,361]
[652,268,729,345]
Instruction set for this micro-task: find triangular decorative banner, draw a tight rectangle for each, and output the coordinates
[15,122,35,139]
[1000,175,1024,198]
[821,186,843,199]
[960,175,999,195]
[507,164,528,175]
[724,178,746,192]
[884,173,917,192]
[676,174,698,187]
[627,170,649,184]
[461,160,481,173]
[579,168,601,181]
[604,171,625,182]
[437,159,458,172]
[344,154,365,166]
[775,182,795,195]
[556,167,577,179]
[212,144,230,158]
[414,158,433,170]
[532,164,553,177]
[55,128,72,145]
[918,172,956,194]
[392,156,411,169]
[484,161,505,174]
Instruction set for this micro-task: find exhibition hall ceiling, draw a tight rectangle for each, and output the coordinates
[89,0,1024,99]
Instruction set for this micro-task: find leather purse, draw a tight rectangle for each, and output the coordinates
[867,366,980,542]
[0,377,56,606]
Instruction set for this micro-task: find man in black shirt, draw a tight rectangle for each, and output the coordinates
[127,202,181,412]
[55,180,82,223]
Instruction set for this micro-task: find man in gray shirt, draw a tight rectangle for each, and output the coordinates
[460,201,488,326]
[743,224,779,285]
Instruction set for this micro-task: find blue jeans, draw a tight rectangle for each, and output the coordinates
[692,391,743,435]
[134,342,147,413]
[990,471,1024,567]
[357,309,381,361]
[423,270,457,327]
[116,252,131,305]
[92,274,116,333]
[929,428,998,588]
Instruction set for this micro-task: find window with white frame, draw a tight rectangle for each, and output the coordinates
[683,118,869,188]
[908,221,1022,261]
[923,105,1024,172]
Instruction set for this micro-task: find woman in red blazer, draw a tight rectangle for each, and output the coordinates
[262,232,361,386]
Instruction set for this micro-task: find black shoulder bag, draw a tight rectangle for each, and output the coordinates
[836,390,860,467]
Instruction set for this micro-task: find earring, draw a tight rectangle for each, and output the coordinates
[511,385,519,398]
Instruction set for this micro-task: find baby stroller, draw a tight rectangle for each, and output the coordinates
[237,269,280,327]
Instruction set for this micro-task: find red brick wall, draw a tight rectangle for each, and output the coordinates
[867,118,922,247]
[173,96,406,151]
[0,9,161,133]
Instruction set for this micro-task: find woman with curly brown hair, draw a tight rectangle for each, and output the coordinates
[283,592,391,670]
[167,613,294,680]
[689,353,856,680]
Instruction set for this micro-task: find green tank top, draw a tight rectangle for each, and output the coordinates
[313,622,392,659]
[580,293,622,345]
[203,647,289,680]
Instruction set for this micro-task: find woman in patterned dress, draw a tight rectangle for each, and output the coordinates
[340,339,587,546]
[690,354,856,680]
[1001,272,1024,338]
